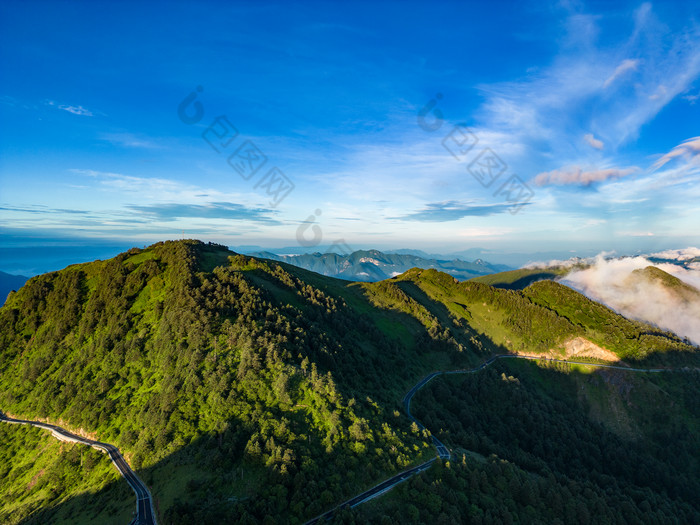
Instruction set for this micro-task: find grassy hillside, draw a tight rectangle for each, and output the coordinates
[628,266,700,302]
[468,267,571,290]
[380,268,697,364]
[0,241,697,523]
[0,423,133,525]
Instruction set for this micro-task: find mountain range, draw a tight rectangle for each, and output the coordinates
[0,240,698,524]
[248,249,510,282]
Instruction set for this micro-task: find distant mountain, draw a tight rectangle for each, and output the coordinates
[647,255,700,270]
[249,249,511,281]
[629,266,700,298]
[0,271,28,305]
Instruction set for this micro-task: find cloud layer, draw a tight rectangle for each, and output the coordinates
[560,254,700,345]
[652,136,700,170]
[397,200,526,222]
[533,166,638,186]
[126,202,281,224]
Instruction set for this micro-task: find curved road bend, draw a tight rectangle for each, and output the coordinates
[0,411,157,525]
[306,354,682,523]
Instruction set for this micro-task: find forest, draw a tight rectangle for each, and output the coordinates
[0,240,697,523]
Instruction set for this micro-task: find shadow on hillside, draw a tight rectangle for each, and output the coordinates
[626,347,700,369]
[392,281,512,359]
[17,465,135,525]
[17,430,266,525]
[18,415,434,525]
[409,358,700,515]
[492,272,558,290]
[17,361,698,525]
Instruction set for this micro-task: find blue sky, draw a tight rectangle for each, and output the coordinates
[1,0,700,273]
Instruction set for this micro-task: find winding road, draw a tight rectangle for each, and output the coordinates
[0,411,157,525]
[1,355,691,525]
[304,354,685,523]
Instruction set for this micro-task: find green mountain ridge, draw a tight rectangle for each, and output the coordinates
[0,240,698,524]
[628,265,700,301]
[468,267,571,290]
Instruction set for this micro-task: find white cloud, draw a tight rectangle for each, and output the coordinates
[533,166,638,186]
[58,104,93,116]
[652,136,700,170]
[474,5,700,156]
[583,133,604,150]
[622,231,655,237]
[648,84,667,101]
[100,132,160,149]
[67,168,257,206]
[684,91,700,104]
[649,247,700,260]
[456,227,513,238]
[561,254,700,344]
[603,58,640,89]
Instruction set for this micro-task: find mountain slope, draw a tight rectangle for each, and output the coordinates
[628,265,700,302]
[0,241,698,523]
[468,267,570,290]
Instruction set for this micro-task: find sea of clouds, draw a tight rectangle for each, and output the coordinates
[526,248,700,346]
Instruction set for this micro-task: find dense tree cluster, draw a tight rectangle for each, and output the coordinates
[403,362,700,523]
[0,241,697,523]
[0,241,434,522]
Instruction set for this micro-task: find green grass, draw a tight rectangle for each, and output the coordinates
[469,267,570,289]
[0,424,133,525]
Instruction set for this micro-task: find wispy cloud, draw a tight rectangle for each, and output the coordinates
[0,205,88,215]
[126,202,281,224]
[59,104,93,116]
[474,4,700,156]
[100,132,161,149]
[70,168,202,197]
[652,136,700,170]
[683,90,700,104]
[533,166,638,186]
[45,100,94,116]
[583,133,604,150]
[602,58,640,89]
[397,200,527,222]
